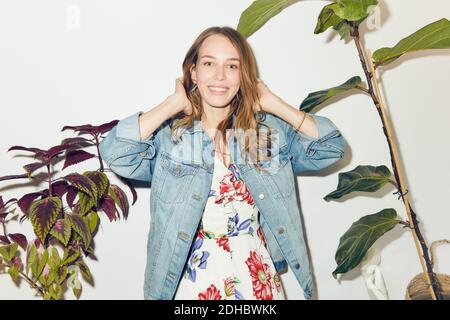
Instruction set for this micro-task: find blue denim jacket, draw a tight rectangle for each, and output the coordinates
[99,110,345,300]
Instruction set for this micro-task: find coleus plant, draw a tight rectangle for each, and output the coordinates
[0,120,137,300]
[237,0,450,299]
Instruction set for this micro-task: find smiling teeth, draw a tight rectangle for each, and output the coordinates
[209,87,228,92]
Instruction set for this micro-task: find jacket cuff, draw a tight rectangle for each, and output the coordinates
[116,111,147,143]
[297,113,343,156]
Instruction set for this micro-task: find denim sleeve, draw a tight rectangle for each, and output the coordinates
[282,113,345,173]
[98,111,159,182]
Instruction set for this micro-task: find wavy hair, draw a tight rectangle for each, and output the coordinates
[170,26,274,172]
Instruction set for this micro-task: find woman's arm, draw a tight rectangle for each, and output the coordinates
[270,99,345,173]
[99,78,192,182]
[257,81,345,173]
[98,97,180,182]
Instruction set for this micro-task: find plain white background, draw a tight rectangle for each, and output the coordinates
[0,0,449,300]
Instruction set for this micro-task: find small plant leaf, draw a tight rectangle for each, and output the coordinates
[60,137,94,147]
[17,192,46,216]
[8,233,28,251]
[66,214,91,249]
[100,194,118,222]
[63,150,96,170]
[23,162,46,177]
[314,3,342,34]
[63,173,97,198]
[109,184,129,220]
[62,248,81,266]
[76,260,94,286]
[120,177,137,205]
[76,192,95,216]
[86,211,100,234]
[66,186,78,209]
[98,120,119,134]
[0,243,18,261]
[332,208,398,278]
[49,219,72,246]
[324,165,392,201]
[29,197,62,244]
[332,0,378,22]
[84,171,109,200]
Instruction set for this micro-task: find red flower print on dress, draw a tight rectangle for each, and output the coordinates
[216,237,230,252]
[245,250,273,300]
[215,167,255,206]
[198,284,222,300]
[257,227,268,250]
[197,227,205,239]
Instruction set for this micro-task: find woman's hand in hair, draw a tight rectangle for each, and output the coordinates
[169,77,193,116]
[256,79,280,113]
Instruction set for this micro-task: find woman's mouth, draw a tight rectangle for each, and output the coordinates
[208,86,229,95]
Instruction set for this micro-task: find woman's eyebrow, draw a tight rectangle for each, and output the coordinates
[200,55,240,62]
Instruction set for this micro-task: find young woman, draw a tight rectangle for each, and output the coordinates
[99,26,345,300]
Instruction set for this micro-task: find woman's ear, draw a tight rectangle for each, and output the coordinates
[190,64,197,83]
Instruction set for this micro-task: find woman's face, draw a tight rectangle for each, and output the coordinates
[191,34,241,109]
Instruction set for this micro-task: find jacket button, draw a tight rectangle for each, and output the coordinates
[174,165,180,175]
[278,227,284,234]
[294,263,300,269]
[258,193,265,199]
[139,152,146,157]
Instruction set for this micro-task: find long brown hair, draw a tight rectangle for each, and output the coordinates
[170,26,274,172]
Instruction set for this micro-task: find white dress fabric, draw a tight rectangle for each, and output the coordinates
[174,154,286,300]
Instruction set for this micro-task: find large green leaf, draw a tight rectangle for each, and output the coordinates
[29,197,62,244]
[314,3,343,34]
[332,208,398,278]
[324,165,392,201]
[332,0,378,22]
[300,76,362,112]
[373,18,450,67]
[237,0,298,37]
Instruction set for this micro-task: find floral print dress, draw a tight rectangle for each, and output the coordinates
[173,154,286,300]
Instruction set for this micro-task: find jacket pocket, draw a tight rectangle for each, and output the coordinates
[153,152,200,204]
[257,145,295,199]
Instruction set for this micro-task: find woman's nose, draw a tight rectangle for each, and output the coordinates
[214,66,226,80]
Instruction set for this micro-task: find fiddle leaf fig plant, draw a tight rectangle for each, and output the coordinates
[0,119,137,299]
[238,0,450,299]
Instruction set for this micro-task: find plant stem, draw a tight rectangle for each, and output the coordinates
[4,261,46,297]
[1,220,8,240]
[47,165,52,197]
[351,25,443,300]
[95,136,104,172]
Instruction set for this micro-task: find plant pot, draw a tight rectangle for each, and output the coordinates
[405,273,450,300]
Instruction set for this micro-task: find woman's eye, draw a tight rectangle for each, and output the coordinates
[203,62,212,66]
[229,64,238,69]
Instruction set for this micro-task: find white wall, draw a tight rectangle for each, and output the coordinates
[1,0,449,300]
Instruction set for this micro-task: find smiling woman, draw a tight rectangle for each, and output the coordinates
[98,25,346,300]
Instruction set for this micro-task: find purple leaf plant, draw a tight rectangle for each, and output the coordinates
[0,119,137,300]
